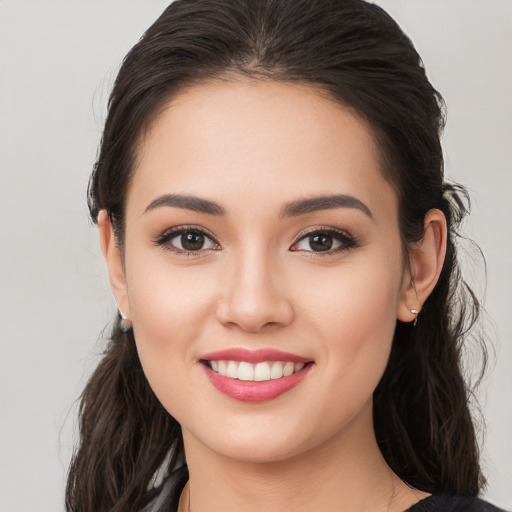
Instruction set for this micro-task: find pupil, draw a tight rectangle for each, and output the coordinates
[310,234,333,251]
[181,232,204,251]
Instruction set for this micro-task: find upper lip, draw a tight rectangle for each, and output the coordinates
[200,348,312,364]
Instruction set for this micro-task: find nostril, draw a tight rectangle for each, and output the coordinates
[215,279,295,332]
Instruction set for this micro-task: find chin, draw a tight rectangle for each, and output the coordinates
[182,410,336,466]
[212,435,309,464]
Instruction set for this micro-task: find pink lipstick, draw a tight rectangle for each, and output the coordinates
[202,348,310,364]
[200,348,313,403]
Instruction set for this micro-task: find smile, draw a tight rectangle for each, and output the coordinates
[200,349,314,402]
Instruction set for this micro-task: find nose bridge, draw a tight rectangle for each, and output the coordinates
[217,241,293,332]
[234,243,274,301]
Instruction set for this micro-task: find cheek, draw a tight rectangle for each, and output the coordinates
[123,252,220,390]
[298,251,402,385]
[127,246,217,331]
[299,251,402,335]
[285,258,401,439]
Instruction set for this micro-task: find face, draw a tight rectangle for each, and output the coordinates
[116,79,410,463]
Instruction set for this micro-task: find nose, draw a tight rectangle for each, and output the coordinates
[215,247,294,333]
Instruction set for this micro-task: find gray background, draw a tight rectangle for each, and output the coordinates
[0,1,510,510]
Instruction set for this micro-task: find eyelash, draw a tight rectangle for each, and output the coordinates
[153,225,358,258]
[153,225,220,257]
[291,226,358,257]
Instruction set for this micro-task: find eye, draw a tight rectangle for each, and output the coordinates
[154,227,219,254]
[290,228,356,254]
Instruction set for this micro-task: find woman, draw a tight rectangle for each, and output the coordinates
[66,0,505,511]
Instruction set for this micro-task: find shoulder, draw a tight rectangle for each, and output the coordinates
[407,494,509,512]
[139,465,189,512]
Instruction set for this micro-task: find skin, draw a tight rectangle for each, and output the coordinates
[99,79,446,511]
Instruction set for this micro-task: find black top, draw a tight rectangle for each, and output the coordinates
[140,465,508,512]
[407,494,507,512]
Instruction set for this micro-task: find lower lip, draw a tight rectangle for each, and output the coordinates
[203,363,313,403]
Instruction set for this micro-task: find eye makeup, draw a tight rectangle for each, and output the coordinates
[290,226,358,256]
[153,225,220,257]
[152,223,359,259]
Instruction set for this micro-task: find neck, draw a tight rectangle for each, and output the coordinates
[180,403,427,512]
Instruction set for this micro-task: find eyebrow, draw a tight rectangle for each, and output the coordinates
[144,194,226,215]
[144,193,373,219]
[280,194,373,219]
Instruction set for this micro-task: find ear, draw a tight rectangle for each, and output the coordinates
[98,210,131,320]
[397,208,447,323]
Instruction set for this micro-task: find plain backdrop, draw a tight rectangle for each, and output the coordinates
[0,1,510,510]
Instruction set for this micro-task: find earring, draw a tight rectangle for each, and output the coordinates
[410,309,419,327]
[119,309,132,332]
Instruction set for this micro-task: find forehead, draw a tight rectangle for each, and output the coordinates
[128,78,396,220]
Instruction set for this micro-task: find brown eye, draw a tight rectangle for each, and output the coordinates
[291,228,356,254]
[308,233,333,252]
[178,231,206,251]
[156,227,219,253]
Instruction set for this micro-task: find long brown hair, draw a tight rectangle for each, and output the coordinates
[67,1,487,510]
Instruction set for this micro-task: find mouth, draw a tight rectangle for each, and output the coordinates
[200,349,314,403]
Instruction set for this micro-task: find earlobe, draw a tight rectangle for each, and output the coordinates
[397,209,447,323]
[98,210,131,320]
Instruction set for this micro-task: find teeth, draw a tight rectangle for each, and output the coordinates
[270,361,283,379]
[283,362,294,377]
[238,361,254,381]
[254,362,271,381]
[209,360,307,381]
[226,361,238,379]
